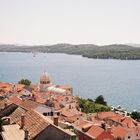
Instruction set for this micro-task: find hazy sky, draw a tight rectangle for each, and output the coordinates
[0,0,140,45]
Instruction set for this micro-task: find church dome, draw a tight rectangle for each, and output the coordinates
[40,72,51,84]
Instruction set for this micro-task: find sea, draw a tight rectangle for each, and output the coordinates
[0,52,140,112]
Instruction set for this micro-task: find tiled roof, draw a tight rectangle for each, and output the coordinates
[10,107,26,124]
[61,110,76,117]
[32,91,48,104]
[9,95,23,105]
[14,84,25,91]
[121,116,137,128]
[97,111,118,120]
[20,99,40,111]
[0,98,13,109]
[108,114,123,122]
[64,115,80,123]
[22,110,49,139]
[113,126,128,138]
[29,84,38,91]
[0,82,13,91]
[10,109,49,139]
[74,118,93,130]
[87,125,104,138]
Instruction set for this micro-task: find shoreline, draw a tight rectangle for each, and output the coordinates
[1,51,140,60]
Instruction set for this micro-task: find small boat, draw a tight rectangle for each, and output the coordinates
[32,52,38,57]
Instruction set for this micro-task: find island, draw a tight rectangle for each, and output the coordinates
[1,43,140,60]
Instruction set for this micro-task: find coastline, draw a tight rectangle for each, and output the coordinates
[0,51,140,60]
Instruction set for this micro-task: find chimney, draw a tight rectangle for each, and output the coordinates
[24,128,29,140]
[4,102,7,108]
[7,117,10,124]
[5,117,10,125]
[107,126,112,134]
[82,124,92,132]
[76,117,80,125]
[124,111,127,117]
[101,122,106,130]
[53,115,59,126]
[20,114,25,129]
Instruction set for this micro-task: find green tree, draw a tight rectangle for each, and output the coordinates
[87,98,94,102]
[95,95,107,106]
[131,111,140,121]
[77,97,110,113]
[18,79,31,86]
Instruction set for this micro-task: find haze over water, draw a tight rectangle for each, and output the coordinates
[0,52,140,112]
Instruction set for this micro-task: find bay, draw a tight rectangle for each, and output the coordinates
[0,52,140,112]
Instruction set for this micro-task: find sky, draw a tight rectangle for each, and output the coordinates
[0,0,140,45]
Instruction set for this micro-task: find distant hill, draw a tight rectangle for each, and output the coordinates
[1,43,140,60]
[126,43,140,47]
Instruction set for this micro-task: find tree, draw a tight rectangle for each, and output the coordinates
[131,111,140,121]
[87,98,94,102]
[95,95,107,106]
[18,79,31,86]
[77,97,110,113]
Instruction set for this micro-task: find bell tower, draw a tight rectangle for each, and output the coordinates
[38,71,51,92]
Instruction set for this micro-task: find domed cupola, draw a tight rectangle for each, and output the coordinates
[40,72,51,84]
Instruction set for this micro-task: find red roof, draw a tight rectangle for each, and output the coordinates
[61,110,76,117]
[97,111,118,119]
[14,84,25,91]
[121,116,137,128]
[87,125,104,138]
[9,95,23,105]
[113,126,128,138]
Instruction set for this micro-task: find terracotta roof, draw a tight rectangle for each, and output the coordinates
[87,125,104,138]
[14,84,25,91]
[64,115,80,123]
[0,98,13,109]
[0,91,5,95]
[9,95,23,105]
[0,82,13,91]
[32,91,48,104]
[81,123,93,132]
[61,110,76,117]
[29,84,38,91]
[23,110,49,139]
[109,114,123,122]
[74,118,93,130]
[113,126,128,138]
[10,107,26,124]
[10,109,49,139]
[20,99,40,111]
[121,116,137,128]
[97,111,117,120]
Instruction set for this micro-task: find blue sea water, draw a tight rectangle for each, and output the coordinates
[0,52,140,112]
